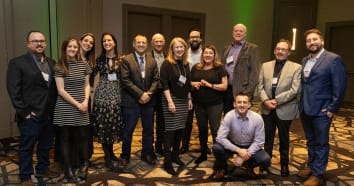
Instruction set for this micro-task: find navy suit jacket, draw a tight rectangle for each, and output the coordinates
[7,52,57,122]
[120,52,159,107]
[299,50,346,116]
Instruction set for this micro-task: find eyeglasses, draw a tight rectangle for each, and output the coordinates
[275,47,288,51]
[29,40,46,44]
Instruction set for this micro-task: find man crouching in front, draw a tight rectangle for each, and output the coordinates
[212,92,270,180]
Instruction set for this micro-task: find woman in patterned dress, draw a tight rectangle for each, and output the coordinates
[91,33,124,171]
[53,38,91,183]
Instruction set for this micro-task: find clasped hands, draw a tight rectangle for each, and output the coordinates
[192,79,212,90]
[139,92,152,104]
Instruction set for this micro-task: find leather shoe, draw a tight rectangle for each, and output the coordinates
[297,167,312,178]
[35,170,60,178]
[141,155,157,165]
[281,165,290,177]
[303,175,321,186]
[172,157,185,166]
[214,169,225,181]
[246,164,257,179]
[21,180,35,186]
[179,146,188,154]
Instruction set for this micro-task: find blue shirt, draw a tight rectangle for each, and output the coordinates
[216,109,265,155]
[225,41,244,85]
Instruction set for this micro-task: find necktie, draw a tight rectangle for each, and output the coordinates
[139,56,145,78]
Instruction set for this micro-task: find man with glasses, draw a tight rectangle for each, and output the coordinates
[258,39,301,177]
[7,31,58,186]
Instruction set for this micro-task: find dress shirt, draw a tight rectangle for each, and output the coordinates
[153,50,164,73]
[303,48,325,79]
[216,109,265,155]
[225,41,244,85]
[187,47,202,70]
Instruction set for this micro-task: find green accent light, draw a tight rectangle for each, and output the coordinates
[230,0,254,34]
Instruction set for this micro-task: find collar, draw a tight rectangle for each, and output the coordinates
[231,40,245,47]
[309,48,325,60]
[135,52,145,59]
[236,111,249,121]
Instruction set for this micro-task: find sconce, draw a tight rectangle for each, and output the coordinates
[291,28,297,51]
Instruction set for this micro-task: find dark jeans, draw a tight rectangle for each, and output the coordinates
[262,110,291,165]
[18,118,54,181]
[301,112,332,178]
[154,91,165,150]
[212,142,270,172]
[181,108,194,149]
[121,105,154,160]
[194,103,223,153]
[57,125,90,170]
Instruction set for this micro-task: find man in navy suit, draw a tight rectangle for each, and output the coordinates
[7,31,58,185]
[297,29,346,186]
[120,34,159,165]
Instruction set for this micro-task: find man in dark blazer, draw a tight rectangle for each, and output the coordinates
[120,34,159,165]
[221,23,260,114]
[297,29,346,186]
[7,31,58,185]
[258,39,301,177]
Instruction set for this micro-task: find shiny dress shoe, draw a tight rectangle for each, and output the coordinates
[281,165,290,177]
[141,155,157,165]
[214,169,225,181]
[179,146,188,154]
[194,154,207,164]
[172,157,185,166]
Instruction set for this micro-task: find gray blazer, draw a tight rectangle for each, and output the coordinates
[258,60,301,120]
[120,52,159,107]
[221,41,260,97]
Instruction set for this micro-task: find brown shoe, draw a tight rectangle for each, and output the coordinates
[297,167,312,178]
[303,176,321,186]
[21,180,35,186]
[35,169,60,178]
[214,169,225,181]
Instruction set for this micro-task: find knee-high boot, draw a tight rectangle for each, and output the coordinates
[164,152,176,175]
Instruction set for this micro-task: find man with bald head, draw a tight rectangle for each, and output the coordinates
[150,33,166,155]
[222,23,260,114]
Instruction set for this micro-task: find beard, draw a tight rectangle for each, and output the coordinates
[308,44,323,54]
[190,41,201,51]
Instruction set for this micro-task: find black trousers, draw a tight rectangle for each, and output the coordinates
[262,110,292,165]
[181,108,194,148]
[154,91,165,150]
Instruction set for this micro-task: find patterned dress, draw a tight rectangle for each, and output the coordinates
[91,56,124,144]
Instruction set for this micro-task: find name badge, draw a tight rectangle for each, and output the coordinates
[226,56,234,64]
[272,77,278,84]
[41,72,49,82]
[108,73,117,81]
[177,75,186,87]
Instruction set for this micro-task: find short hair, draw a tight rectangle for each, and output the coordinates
[304,28,323,40]
[234,91,250,101]
[27,30,43,41]
[277,38,292,50]
[151,33,165,42]
[188,28,202,38]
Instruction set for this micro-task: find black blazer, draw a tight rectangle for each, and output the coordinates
[7,52,57,122]
[120,52,159,107]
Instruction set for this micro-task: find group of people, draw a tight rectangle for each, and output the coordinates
[6,23,346,186]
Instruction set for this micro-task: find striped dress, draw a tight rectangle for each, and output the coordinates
[53,61,91,126]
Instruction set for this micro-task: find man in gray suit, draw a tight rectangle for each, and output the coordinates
[222,23,260,114]
[258,39,301,177]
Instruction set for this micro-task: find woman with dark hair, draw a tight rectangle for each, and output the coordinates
[191,45,227,164]
[53,38,91,183]
[160,37,193,175]
[91,33,124,171]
